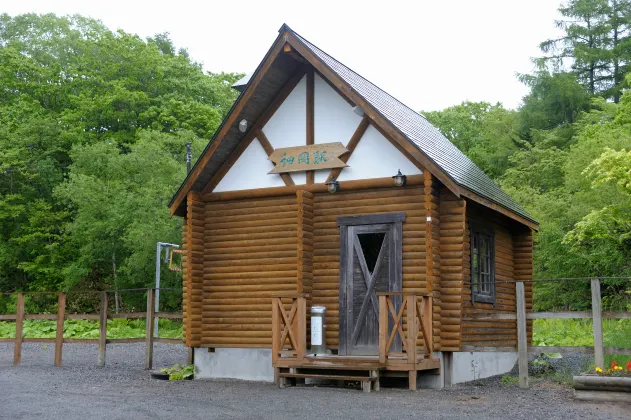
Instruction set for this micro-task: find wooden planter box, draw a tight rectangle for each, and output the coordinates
[573,375,631,403]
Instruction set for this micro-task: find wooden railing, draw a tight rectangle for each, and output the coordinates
[377,292,433,367]
[0,289,183,369]
[271,293,307,364]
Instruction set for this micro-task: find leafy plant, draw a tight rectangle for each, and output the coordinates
[160,364,195,380]
[501,374,519,385]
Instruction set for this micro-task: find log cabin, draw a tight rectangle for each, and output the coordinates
[169,24,537,390]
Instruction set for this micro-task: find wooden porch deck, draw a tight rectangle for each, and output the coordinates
[271,292,440,391]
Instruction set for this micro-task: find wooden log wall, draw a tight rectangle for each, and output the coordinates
[424,173,441,352]
[182,217,190,345]
[312,186,426,349]
[462,202,520,348]
[201,195,298,347]
[514,229,533,343]
[297,191,314,296]
[438,187,466,351]
[183,192,204,347]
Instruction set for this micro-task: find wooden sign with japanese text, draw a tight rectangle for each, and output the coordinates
[268,142,348,174]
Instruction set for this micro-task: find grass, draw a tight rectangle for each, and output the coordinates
[0,318,182,339]
[501,374,519,385]
[533,318,631,369]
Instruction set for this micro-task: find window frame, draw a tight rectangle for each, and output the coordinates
[469,221,496,304]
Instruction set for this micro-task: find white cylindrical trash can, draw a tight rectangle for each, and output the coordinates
[310,306,327,356]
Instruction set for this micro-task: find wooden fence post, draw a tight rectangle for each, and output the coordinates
[591,279,604,369]
[98,291,108,367]
[145,288,155,370]
[54,292,66,367]
[516,281,529,388]
[13,292,24,365]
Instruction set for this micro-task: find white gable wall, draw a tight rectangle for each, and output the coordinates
[337,125,422,182]
[213,138,287,192]
[314,74,363,145]
[212,71,421,192]
[262,75,307,185]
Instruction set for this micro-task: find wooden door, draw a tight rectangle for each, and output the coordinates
[338,213,404,356]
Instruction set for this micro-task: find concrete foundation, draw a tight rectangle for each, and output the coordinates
[193,347,517,387]
[450,351,518,384]
[417,351,518,388]
[416,351,444,389]
[193,348,274,382]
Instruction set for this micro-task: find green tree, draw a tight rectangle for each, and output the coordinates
[423,102,520,178]
[0,13,241,294]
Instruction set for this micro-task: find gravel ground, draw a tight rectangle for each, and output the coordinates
[1,343,629,420]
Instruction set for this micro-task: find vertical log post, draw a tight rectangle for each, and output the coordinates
[591,278,604,369]
[13,292,25,365]
[296,295,306,361]
[98,291,108,367]
[516,281,528,388]
[406,294,416,365]
[378,295,387,364]
[423,296,433,359]
[145,288,155,370]
[54,292,66,367]
[272,297,279,365]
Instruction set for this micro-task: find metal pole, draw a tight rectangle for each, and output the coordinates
[154,242,180,338]
[154,243,162,338]
[186,142,192,173]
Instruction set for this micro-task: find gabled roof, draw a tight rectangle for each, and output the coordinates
[170,25,537,229]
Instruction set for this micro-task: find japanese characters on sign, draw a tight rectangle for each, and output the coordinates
[267,142,348,174]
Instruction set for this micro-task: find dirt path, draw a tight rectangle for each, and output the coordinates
[0,343,628,420]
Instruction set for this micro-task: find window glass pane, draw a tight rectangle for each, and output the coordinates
[471,229,495,300]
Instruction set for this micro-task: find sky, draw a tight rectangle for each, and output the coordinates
[5,0,564,112]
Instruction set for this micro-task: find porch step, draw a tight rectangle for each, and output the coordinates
[278,372,377,381]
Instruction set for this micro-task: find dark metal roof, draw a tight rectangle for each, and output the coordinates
[290,28,536,225]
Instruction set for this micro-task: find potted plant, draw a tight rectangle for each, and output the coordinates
[573,360,631,402]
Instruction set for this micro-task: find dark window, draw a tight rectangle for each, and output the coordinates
[357,232,386,273]
[470,223,495,304]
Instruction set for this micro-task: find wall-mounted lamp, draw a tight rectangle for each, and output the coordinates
[392,169,407,187]
[238,119,248,133]
[325,178,340,193]
[353,106,364,117]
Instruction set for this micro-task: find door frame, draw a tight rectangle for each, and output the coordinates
[337,212,405,356]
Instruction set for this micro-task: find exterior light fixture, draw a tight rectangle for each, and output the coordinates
[353,106,364,117]
[392,169,407,187]
[325,178,340,193]
[238,119,248,133]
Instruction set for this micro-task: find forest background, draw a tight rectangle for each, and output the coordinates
[1,1,630,314]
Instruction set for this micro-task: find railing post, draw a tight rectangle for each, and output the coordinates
[13,292,24,365]
[296,296,306,361]
[98,291,108,367]
[406,294,416,365]
[591,278,604,369]
[54,292,66,367]
[272,297,279,365]
[379,295,387,364]
[145,288,155,370]
[423,296,433,359]
[516,281,528,388]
